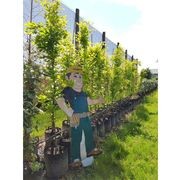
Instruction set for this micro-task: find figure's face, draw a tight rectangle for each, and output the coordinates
[69,72,83,89]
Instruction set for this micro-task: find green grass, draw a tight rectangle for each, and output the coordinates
[30,91,158,179]
[75,90,158,180]
[31,109,67,138]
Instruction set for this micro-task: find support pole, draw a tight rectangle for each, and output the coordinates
[131,55,134,61]
[102,31,106,49]
[28,0,33,64]
[75,8,80,50]
[116,42,119,48]
[125,49,127,60]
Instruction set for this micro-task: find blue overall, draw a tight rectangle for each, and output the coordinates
[62,87,95,162]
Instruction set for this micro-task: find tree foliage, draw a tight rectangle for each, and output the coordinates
[140,68,152,80]
[76,22,112,105]
[23,0,144,166]
[25,0,69,128]
[25,2,142,124]
[111,46,140,101]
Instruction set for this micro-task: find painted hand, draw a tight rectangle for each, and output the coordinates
[70,113,80,127]
[98,97,105,104]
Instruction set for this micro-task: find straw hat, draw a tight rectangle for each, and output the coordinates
[66,66,83,74]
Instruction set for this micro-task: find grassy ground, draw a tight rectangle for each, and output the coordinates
[71,90,158,180]
[31,109,66,138]
[31,91,158,179]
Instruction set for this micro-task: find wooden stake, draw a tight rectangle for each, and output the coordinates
[131,55,134,61]
[117,42,119,48]
[75,8,79,50]
[102,32,106,49]
[125,49,127,60]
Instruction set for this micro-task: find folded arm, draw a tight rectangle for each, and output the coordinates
[56,97,80,127]
[56,97,73,117]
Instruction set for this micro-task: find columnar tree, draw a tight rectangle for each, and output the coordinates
[25,0,68,129]
[75,21,91,91]
[111,46,125,101]
[87,44,111,99]
[75,21,112,106]
[122,59,140,96]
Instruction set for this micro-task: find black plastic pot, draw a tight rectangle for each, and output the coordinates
[97,118,105,137]
[104,116,111,133]
[115,111,119,126]
[113,111,119,126]
[60,127,71,165]
[60,138,71,165]
[91,123,98,144]
[45,127,61,148]
[116,110,122,125]
[44,145,68,179]
[110,112,116,129]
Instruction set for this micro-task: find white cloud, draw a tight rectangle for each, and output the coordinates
[63,0,179,70]
[104,0,161,69]
[78,0,162,69]
[102,0,180,70]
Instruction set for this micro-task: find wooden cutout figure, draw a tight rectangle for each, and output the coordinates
[56,66,104,169]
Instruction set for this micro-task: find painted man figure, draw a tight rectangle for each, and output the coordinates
[56,66,104,168]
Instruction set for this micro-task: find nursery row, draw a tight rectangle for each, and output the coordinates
[29,82,157,179]
[23,1,157,178]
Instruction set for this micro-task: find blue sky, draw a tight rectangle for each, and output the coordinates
[62,0,160,70]
[62,0,141,33]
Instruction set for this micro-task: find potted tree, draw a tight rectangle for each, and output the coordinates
[25,0,70,178]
